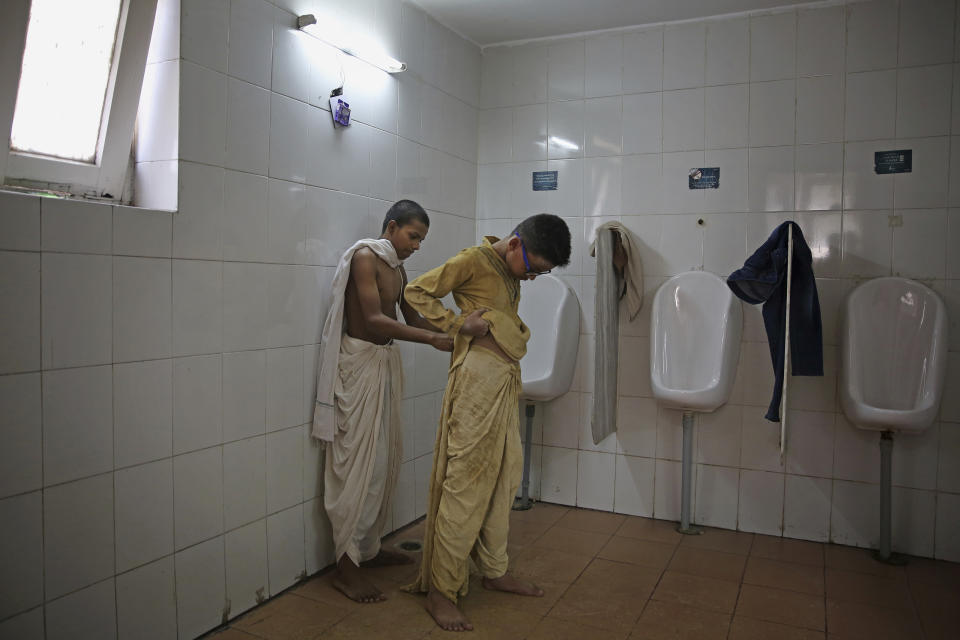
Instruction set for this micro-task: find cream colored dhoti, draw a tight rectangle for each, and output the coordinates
[404,346,522,602]
[324,335,403,565]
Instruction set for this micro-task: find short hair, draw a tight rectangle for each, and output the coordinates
[382,200,429,233]
[512,214,571,268]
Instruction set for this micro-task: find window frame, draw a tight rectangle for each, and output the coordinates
[0,0,158,201]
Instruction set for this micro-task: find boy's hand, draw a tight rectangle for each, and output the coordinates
[460,309,490,337]
[430,333,454,352]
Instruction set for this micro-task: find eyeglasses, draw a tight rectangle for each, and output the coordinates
[513,232,552,276]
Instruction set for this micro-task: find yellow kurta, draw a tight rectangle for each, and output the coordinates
[402,237,529,602]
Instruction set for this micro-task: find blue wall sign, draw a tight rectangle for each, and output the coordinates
[874,150,912,174]
[532,171,558,191]
[689,167,719,189]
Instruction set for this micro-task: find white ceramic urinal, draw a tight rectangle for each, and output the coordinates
[514,274,581,509]
[651,271,742,412]
[650,271,742,533]
[518,274,581,402]
[841,277,948,564]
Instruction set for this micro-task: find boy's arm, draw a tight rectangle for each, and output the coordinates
[398,266,447,332]
[404,253,478,337]
[351,250,451,350]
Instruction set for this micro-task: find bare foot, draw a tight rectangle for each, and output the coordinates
[332,557,386,604]
[360,548,414,567]
[482,573,544,597]
[425,588,473,632]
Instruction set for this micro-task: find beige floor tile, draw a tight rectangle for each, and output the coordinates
[909,579,960,640]
[616,517,683,546]
[823,545,906,579]
[735,584,825,631]
[423,599,543,639]
[573,558,662,598]
[320,591,435,639]
[510,502,570,528]
[750,535,824,567]
[458,574,567,617]
[905,556,960,590]
[546,581,647,635]
[597,535,677,570]
[204,629,261,639]
[527,616,630,640]
[824,568,913,611]
[651,571,741,614]
[728,616,825,640]
[533,525,611,556]
[679,527,754,555]
[231,593,349,639]
[511,545,594,584]
[554,507,627,534]
[629,600,731,639]
[667,546,747,583]
[825,598,923,640]
[743,556,825,596]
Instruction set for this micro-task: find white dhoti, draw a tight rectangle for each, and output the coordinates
[324,334,404,565]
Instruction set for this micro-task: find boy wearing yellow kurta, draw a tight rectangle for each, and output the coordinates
[402,214,571,632]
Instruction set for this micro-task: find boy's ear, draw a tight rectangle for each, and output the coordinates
[384,219,398,234]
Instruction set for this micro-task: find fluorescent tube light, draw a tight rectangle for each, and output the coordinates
[297,14,407,74]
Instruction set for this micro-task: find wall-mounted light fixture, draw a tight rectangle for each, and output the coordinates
[297,14,406,74]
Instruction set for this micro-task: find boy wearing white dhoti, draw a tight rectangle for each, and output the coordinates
[312,200,453,603]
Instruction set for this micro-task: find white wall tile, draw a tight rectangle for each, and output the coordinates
[113,206,172,258]
[661,151,705,214]
[623,29,662,93]
[116,557,177,640]
[225,78,270,175]
[42,366,112,486]
[115,459,174,572]
[222,349,266,442]
[897,65,952,138]
[585,34,622,98]
[796,143,843,212]
[892,487,936,557]
[0,252,39,375]
[702,212,747,276]
[222,262,268,352]
[939,423,960,493]
[0,374,41,499]
[44,473,114,599]
[577,450,615,511]
[798,75,843,144]
[173,447,223,549]
[477,108,512,164]
[622,93,661,155]
[798,6,844,77]
[845,70,897,141]
[784,474,831,542]
[540,446,578,506]
[113,257,172,362]
[268,94,309,184]
[585,97,622,157]
[172,259,222,357]
[749,80,795,147]
[663,89,704,152]
[750,12,796,82]
[548,100,584,159]
[935,492,960,561]
[174,161,224,260]
[784,410,835,478]
[41,198,112,255]
[704,148,748,213]
[549,39,586,100]
[894,137,950,209]
[0,191,40,251]
[179,62,227,167]
[748,146,795,212]
[114,360,172,468]
[697,404,742,467]
[173,355,222,454]
[893,209,948,279]
[738,469,784,535]
[513,104,548,161]
[740,409,785,473]
[846,0,898,73]
[891,423,940,491]
[585,156,622,217]
[705,84,748,150]
[843,141,895,210]
[0,492,42,619]
[42,253,112,369]
[653,458,684,520]
[706,18,748,85]
[695,464,739,529]
[663,23,705,90]
[266,426,303,512]
[304,498,335,574]
[225,520,268,617]
[228,0,274,88]
[614,454,654,517]
[615,396,657,457]
[223,436,266,530]
[181,0,229,72]
[45,579,116,640]
[175,536,225,640]
[267,505,305,595]
[899,0,955,67]
[513,45,549,106]
[271,9,311,103]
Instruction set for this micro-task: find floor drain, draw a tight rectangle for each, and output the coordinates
[398,540,422,552]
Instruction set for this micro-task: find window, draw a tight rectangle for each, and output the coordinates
[0,0,158,201]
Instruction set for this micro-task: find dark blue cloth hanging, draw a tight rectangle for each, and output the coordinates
[727,221,823,422]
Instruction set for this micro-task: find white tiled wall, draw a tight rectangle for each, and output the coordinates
[479,0,960,562]
[0,0,479,637]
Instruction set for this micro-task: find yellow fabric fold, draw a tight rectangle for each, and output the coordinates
[404,237,530,367]
[402,348,522,601]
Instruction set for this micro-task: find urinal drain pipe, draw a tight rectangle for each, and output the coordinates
[678,411,702,534]
[513,403,536,511]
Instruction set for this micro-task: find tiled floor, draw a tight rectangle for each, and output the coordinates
[207,504,960,639]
